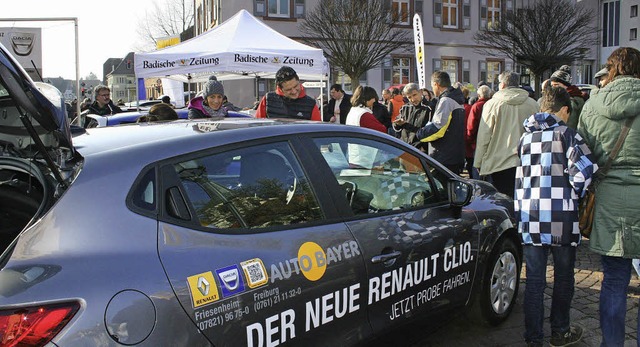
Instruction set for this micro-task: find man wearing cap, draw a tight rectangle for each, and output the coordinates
[255,66,321,120]
[549,65,585,129]
[188,76,228,119]
[594,67,608,87]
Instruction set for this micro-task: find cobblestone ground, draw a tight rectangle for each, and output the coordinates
[413,239,640,346]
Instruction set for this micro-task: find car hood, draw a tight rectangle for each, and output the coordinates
[0,43,75,183]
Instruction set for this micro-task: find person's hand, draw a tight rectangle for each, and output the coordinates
[330,116,337,123]
[394,118,406,126]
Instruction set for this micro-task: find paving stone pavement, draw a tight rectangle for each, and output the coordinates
[414,239,640,346]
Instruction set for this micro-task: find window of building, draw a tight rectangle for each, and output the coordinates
[392,0,411,25]
[334,71,367,94]
[518,65,531,86]
[487,61,503,91]
[197,4,204,35]
[631,5,638,17]
[392,57,412,85]
[632,28,638,41]
[487,0,501,30]
[443,0,459,29]
[442,59,460,83]
[576,63,593,85]
[603,0,620,47]
[268,0,290,18]
[174,142,323,230]
[208,0,216,26]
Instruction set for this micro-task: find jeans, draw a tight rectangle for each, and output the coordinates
[523,245,576,343]
[599,255,639,347]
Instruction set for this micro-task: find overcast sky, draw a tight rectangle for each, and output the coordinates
[2,0,156,80]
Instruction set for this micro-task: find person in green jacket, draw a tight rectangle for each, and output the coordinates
[577,46,640,347]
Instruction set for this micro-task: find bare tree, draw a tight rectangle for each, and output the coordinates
[135,0,194,51]
[300,0,412,89]
[473,0,598,96]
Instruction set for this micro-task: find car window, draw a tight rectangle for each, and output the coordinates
[174,142,323,230]
[130,168,156,211]
[313,137,448,215]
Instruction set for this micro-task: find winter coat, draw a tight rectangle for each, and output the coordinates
[85,100,123,116]
[565,85,586,129]
[346,105,387,133]
[415,87,466,167]
[391,100,431,153]
[577,76,640,258]
[188,96,228,119]
[474,87,539,176]
[389,94,405,122]
[515,112,597,246]
[255,84,321,121]
[465,97,489,158]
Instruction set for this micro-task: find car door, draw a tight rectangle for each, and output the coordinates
[155,139,371,347]
[306,135,481,333]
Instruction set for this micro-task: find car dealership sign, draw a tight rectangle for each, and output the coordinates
[0,28,42,78]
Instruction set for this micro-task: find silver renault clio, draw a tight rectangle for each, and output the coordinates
[0,43,521,347]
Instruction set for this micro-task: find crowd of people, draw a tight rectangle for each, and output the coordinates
[67,47,640,346]
[228,50,640,347]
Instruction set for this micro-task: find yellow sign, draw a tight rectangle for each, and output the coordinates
[187,271,220,308]
[156,35,181,50]
[297,242,327,281]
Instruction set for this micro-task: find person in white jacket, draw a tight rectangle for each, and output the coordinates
[473,71,539,197]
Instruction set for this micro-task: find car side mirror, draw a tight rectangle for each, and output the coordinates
[448,179,472,207]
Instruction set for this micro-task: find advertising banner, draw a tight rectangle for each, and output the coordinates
[412,14,426,89]
[0,28,42,79]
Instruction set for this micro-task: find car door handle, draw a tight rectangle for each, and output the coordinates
[371,251,402,264]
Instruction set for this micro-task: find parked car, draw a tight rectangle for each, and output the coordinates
[123,99,163,111]
[84,108,251,127]
[0,42,521,347]
[575,83,597,97]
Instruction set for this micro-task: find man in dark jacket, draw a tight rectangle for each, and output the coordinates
[324,84,352,123]
[390,83,432,153]
[255,66,321,121]
[85,85,123,116]
[396,72,466,174]
[372,100,392,131]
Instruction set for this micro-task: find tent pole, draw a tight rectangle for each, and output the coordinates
[320,78,324,122]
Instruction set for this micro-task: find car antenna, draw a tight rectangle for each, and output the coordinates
[30,59,44,82]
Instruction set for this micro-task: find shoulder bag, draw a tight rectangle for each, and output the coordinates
[579,116,636,237]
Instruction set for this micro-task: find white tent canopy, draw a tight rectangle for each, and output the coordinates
[134,9,328,82]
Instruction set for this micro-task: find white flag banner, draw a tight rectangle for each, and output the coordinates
[413,13,426,89]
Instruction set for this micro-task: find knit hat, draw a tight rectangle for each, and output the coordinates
[204,78,224,98]
[550,65,572,87]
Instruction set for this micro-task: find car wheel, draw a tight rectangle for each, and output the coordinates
[475,237,521,326]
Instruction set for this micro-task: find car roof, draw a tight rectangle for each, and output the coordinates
[72,119,366,160]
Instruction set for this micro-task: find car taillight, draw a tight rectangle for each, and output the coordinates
[0,302,79,347]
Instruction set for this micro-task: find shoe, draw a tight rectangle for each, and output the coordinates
[550,325,583,347]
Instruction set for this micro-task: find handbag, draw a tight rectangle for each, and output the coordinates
[579,117,636,238]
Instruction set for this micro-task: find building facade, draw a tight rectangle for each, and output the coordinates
[191,0,633,109]
[104,52,137,104]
